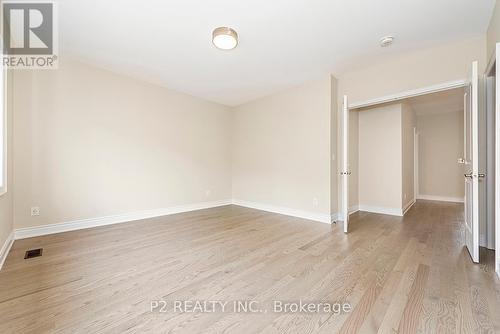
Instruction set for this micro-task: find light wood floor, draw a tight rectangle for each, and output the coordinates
[0,201,499,333]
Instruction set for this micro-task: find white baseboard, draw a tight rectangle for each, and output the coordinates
[358,205,403,217]
[349,205,359,215]
[0,231,14,270]
[14,199,232,240]
[328,205,358,223]
[402,199,416,215]
[417,194,464,203]
[232,199,332,224]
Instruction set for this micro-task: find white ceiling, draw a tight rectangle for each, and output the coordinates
[408,88,465,116]
[60,0,495,106]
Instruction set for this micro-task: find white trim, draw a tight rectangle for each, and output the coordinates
[417,194,464,203]
[403,199,416,215]
[332,206,356,226]
[12,198,336,242]
[0,230,14,270]
[358,205,403,217]
[349,80,467,110]
[14,199,232,239]
[0,57,6,197]
[349,204,359,215]
[332,204,359,221]
[232,199,332,224]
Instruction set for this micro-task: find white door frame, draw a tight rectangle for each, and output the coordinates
[485,44,500,278]
[349,80,467,110]
[486,75,495,250]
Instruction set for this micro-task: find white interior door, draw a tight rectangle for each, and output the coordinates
[496,44,500,276]
[464,60,480,263]
[341,95,350,233]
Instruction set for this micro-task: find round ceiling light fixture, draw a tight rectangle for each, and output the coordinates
[212,27,238,50]
[379,36,394,47]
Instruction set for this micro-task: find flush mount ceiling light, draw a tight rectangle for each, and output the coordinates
[212,27,238,50]
[379,36,395,47]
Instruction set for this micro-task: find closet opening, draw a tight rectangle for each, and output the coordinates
[348,87,465,218]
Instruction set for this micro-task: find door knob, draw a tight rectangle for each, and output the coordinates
[464,173,473,178]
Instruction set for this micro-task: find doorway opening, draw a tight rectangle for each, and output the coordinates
[410,89,466,205]
[347,87,465,219]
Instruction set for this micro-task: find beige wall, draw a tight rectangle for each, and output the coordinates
[417,110,464,200]
[359,104,402,211]
[232,77,332,218]
[401,103,416,209]
[5,33,491,232]
[12,59,232,229]
[0,72,14,249]
[338,37,486,105]
[487,1,500,62]
[349,110,359,211]
[353,103,414,213]
[330,77,339,215]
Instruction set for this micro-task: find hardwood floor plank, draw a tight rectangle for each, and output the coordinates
[397,264,430,334]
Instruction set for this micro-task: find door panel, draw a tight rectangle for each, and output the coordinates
[464,61,479,263]
[342,95,350,233]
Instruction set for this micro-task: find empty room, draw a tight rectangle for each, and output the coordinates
[1,1,500,333]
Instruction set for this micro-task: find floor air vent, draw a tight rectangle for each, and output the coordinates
[24,248,43,259]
